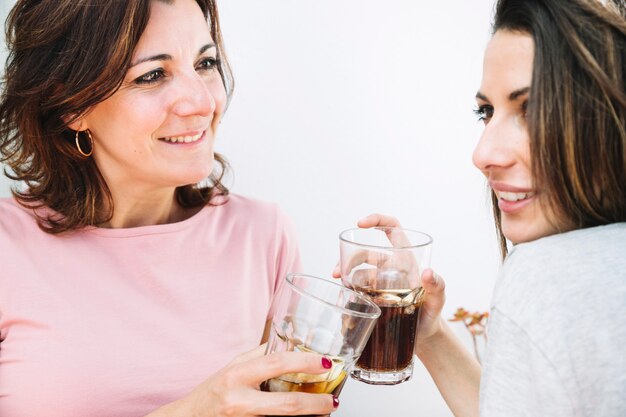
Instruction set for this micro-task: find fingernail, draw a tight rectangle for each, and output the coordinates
[333,395,340,408]
[321,357,332,369]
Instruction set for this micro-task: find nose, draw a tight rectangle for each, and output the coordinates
[170,71,217,118]
[472,116,518,174]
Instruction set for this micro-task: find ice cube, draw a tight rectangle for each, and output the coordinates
[268,378,294,392]
[307,327,343,356]
[290,317,311,341]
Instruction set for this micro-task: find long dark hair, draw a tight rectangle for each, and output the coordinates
[491,0,626,258]
[0,0,234,233]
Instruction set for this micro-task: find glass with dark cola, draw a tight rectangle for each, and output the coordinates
[339,227,432,385]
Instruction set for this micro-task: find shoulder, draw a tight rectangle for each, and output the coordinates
[492,222,626,352]
[509,223,626,266]
[0,197,40,234]
[492,223,626,342]
[501,223,626,290]
[211,193,297,236]
[0,197,47,260]
[0,196,21,214]
[219,193,281,217]
[487,223,626,416]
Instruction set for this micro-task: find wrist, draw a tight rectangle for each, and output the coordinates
[414,316,448,358]
[144,394,197,417]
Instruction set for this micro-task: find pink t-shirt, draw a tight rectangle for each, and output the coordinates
[0,194,302,417]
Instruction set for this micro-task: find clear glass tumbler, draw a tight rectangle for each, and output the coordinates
[339,227,432,385]
[262,273,381,417]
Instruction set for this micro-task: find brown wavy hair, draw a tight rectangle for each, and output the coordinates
[0,0,234,233]
[491,0,626,257]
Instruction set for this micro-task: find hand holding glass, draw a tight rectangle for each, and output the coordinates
[339,227,433,385]
[262,273,381,416]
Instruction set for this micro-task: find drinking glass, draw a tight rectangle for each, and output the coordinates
[262,273,381,416]
[339,227,432,385]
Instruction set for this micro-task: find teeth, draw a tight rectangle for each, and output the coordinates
[160,133,203,143]
[498,191,533,202]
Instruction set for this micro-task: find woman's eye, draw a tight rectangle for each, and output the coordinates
[197,57,218,72]
[135,69,165,84]
[473,105,494,123]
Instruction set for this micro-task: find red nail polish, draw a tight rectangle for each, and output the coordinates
[321,357,332,369]
[333,395,340,408]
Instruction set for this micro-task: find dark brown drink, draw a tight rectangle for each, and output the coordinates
[355,288,423,372]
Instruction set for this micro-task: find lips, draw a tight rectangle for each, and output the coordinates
[495,190,535,213]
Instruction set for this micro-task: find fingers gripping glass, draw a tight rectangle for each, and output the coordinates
[262,273,381,417]
[339,227,433,385]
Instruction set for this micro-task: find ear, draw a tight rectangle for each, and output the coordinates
[62,113,88,131]
[55,81,89,131]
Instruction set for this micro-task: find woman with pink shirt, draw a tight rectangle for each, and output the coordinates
[0,1,337,416]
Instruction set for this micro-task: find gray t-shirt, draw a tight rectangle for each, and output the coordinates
[480,223,626,417]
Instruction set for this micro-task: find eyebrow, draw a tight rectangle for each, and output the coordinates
[130,43,216,67]
[475,86,530,102]
[509,86,530,100]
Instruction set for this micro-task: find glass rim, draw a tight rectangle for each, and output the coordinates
[285,273,381,319]
[339,227,433,250]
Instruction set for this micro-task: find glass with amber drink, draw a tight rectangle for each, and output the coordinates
[339,227,432,385]
[262,273,380,417]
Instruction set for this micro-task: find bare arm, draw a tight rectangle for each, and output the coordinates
[416,318,481,417]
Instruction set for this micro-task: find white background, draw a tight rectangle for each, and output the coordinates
[1,1,499,416]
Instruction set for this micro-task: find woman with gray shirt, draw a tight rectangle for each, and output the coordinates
[339,0,626,415]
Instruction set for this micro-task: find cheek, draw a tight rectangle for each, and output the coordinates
[514,138,533,182]
[208,77,228,115]
[100,93,164,132]
[514,121,531,162]
[91,101,162,155]
[521,143,531,169]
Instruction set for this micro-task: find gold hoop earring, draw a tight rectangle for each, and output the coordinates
[75,129,94,157]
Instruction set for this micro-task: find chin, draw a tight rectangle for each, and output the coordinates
[181,162,215,184]
[168,175,212,192]
[502,218,559,245]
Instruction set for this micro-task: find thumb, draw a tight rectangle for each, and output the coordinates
[420,268,446,316]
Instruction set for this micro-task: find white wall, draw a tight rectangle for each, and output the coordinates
[1,1,499,416]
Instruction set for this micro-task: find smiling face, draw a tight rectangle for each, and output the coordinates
[472,30,561,244]
[76,0,227,199]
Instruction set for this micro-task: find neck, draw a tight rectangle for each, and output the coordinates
[100,188,192,229]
